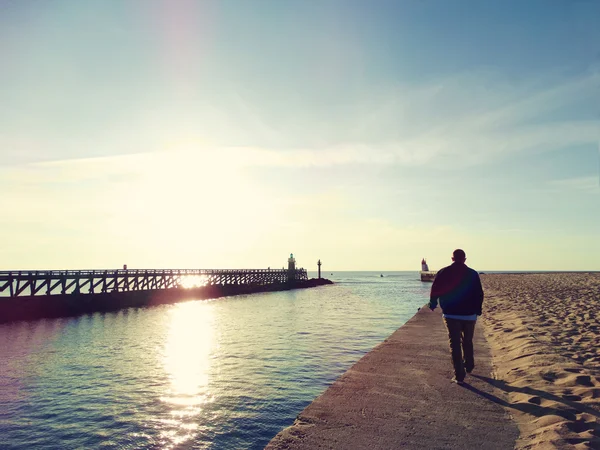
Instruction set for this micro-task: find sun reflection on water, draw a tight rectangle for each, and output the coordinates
[159,301,215,448]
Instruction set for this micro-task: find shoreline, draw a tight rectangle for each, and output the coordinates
[480,273,600,449]
[0,278,333,324]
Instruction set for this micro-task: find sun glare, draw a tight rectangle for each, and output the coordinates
[107,147,279,266]
[179,275,208,289]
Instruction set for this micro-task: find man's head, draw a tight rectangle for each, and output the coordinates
[452,249,466,264]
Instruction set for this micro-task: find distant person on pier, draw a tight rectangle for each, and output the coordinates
[429,249,484,385]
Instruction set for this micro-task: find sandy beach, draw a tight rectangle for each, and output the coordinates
[481,273,600,449]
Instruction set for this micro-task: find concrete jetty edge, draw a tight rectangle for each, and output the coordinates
[266,306,518,449]
[0,278,333,324]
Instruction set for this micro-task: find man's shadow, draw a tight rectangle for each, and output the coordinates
[461,374,600,428]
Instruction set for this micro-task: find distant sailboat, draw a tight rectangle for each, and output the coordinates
[420,258,436,282]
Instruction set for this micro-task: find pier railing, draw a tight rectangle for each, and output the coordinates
[0,268,309,298]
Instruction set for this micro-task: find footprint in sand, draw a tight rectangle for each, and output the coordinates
[541,371,560,382]
[574,375,595,387]
[565,420,596,433]
[572,387,600,400]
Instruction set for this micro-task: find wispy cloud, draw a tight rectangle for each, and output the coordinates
[549,176,599,192]
[216,67,600,169]
[2,66,597,169]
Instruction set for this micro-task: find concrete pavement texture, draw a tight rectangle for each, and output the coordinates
[266,307,518,450]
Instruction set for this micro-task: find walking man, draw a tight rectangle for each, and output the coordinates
[429,249,484,384]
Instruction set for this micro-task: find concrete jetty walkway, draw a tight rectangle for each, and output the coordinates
[266,307,518,449]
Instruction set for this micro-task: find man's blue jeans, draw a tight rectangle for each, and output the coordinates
[443,318,476,381]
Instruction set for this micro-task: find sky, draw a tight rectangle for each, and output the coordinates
[1,0,599,271]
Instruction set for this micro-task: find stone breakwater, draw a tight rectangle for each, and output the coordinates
[0,278,333,324]
[266,305,518,450]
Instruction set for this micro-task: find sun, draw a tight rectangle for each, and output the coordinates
[179,275,208,288]
[104,144,279,267]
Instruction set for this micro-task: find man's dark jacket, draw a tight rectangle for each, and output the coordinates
[429,263,484,315]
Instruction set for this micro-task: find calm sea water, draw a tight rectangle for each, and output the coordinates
[0,271,430,449]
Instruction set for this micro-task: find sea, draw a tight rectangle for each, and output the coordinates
[0,271,430,450]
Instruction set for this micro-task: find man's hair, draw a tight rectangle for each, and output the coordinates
[453,249,466,262]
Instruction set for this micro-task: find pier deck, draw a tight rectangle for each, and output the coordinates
[266,307,518,449]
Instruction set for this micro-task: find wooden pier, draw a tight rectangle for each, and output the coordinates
[0,268,309,299]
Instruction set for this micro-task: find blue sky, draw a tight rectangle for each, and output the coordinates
[1,0,598,271]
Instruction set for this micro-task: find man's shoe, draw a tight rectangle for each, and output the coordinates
[451,378,465,385]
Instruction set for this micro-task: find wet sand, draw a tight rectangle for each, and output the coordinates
[481,273,600,449]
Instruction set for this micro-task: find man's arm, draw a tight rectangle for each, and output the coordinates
[475,272,484,315]
[429,269,443,310]
[429,296,438,310]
